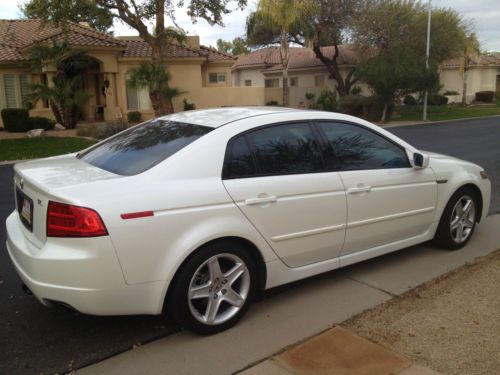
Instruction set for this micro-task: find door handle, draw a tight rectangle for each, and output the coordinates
[347,185,372,194]
[245,195,277,205]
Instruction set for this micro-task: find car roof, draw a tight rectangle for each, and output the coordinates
[162,107,299,128]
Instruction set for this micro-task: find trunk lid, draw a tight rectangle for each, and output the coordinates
[13,154,119,248]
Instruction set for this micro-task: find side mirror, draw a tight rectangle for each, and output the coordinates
[412,152,429,169]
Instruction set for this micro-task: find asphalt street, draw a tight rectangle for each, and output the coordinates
[0,116,499,374]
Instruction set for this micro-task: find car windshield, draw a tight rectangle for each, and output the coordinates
[78,119,213,175]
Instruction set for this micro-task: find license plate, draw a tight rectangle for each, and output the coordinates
[16,188,33,231]
[21,199,32,224]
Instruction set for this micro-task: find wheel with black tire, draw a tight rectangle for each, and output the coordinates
[168,240,257,335]
[433,187,479,250]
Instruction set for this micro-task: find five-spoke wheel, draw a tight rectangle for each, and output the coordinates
[168,241,256,334]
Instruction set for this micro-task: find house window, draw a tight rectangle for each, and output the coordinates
[2,74,31,109]
[315,75,325,87]
[125,74,151,110]
[265,79,279,88]
[245,80,252,87]
[290,77,298,87]
[209,73,226,84]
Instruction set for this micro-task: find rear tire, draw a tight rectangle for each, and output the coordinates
[433,187,478,250]
[168,240,257,335]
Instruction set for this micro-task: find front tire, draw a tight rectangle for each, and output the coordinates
[433,187,478,250]
[168,240,257,334]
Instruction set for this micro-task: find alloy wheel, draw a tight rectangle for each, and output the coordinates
[450,195,476,244]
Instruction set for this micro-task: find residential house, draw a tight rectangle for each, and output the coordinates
[439,54,500,103]
[232,45,370,107]
[0,19,266,127]
[233,45,500,106]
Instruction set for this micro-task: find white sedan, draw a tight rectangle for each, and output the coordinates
[6,107,490,334]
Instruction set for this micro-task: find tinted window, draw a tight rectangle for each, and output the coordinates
[79,120,213,175]
[224,136,256,178]
[317,122,409,170]
[246,123,323,176]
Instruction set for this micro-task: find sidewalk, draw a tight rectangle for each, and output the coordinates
[78,214,500,375]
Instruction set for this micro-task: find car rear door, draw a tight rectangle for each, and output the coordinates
[315,121,437,257]
[222,122,347,268]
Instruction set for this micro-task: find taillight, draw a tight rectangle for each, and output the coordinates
[47,201,108,237]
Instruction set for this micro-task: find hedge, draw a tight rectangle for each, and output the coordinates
[1,108,30,132]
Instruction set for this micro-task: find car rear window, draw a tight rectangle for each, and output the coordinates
[78,119,213,175]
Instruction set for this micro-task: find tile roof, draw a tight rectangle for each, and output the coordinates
[233,45,360,71]
[441,54,500,68]
[0,19,234,63]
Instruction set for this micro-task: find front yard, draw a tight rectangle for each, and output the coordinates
[395,104,500,122]
[0,137,96,162]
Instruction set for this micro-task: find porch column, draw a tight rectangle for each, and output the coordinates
[103,72,122,122]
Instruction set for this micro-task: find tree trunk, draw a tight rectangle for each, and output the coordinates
[149,90,162,118]
[461,70,468,106]
[49,99,63,125]
[381,102,388,123]
[279,28,290,107]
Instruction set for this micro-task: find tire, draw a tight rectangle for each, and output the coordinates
[167,240,257,335]
[433,187,479,250]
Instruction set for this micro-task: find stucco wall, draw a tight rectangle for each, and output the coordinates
[440,66,500,103]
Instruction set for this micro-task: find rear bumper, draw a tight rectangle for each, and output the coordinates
[5,212,165,315]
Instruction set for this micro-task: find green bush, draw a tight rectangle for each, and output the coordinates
[475,91,494,103]
[363,95,395,121]
[429,94,449,106]
[266,100,279,106]
[1,108,30,132]
[403,95,418,106]
[350,86,362,95]
[443,90,459,96]
[183,98,196,111]
[316,90,337,111]
[337,95,364,116]
[127,111,142,123]
[29,116,55,130]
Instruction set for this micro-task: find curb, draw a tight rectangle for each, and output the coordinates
[381,114,500,128]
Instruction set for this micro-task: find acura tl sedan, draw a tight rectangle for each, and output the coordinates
[6,107,490,334]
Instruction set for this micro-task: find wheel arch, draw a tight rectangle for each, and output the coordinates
[452,183,483,222]
[163,236,267,314]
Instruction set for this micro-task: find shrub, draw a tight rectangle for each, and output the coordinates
[127,111,142,123]
[475,91,494,103]
[336,95,364,116]
[266,100,279,106]
[1,108,30,132]
[443,90,460,96]
[363,95,395,122]
[29,116,55,130]
[403,95,418,106]
[350,86,362,95]
[316,90,337,111]
[429,94,449,106]
[76,123,124,140]
[183,98,196,111]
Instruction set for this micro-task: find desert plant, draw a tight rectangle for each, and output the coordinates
[443,90,460,96]
[127,111,142,123]
[1,108,31,132]
[183,98,196,111]
[316,90,337,111]
[429,94,449,106]
[350,86,362,95]
[266,100,279,106]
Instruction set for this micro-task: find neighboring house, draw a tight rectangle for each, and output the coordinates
[232,45,369,107]
[0,19,265,127]
[440,54,500,103]
[233,46,500,106]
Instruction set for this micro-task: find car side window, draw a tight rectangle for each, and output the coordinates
[317,122,410,170]
[223,135,257,178]
[223,122,324,178]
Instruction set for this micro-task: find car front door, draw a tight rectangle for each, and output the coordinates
[222,122,347,268]
[315,121,437,257]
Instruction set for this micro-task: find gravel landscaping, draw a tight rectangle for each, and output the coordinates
[344,249,500,375]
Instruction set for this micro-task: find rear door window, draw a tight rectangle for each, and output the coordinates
[78,120,213,175]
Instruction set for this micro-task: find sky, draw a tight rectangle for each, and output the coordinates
[1,0,499,51]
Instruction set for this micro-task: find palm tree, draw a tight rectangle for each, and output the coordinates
[257,0,312,107]
[126,62,185,117]
[460,33,481,105]
[25,43,92,129]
